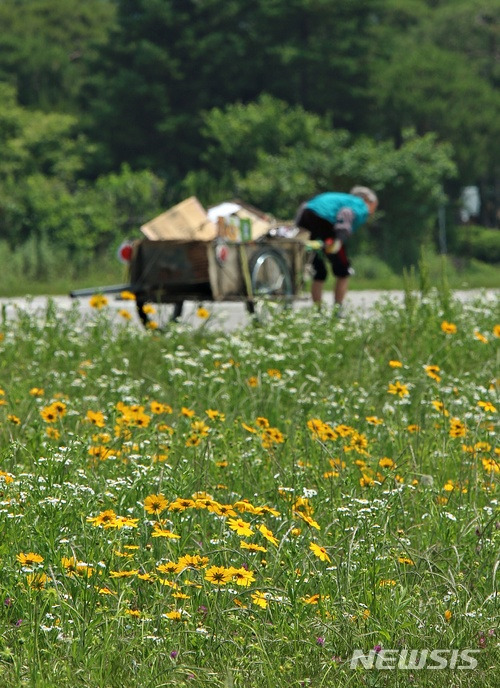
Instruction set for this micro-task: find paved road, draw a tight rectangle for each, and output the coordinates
[1,289,497,333]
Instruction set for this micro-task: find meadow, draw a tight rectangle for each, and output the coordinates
[0,289,498,687]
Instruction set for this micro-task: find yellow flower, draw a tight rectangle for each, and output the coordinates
[387,381,409,397]
[240,541,267,553]
[379,457,396,469]
[441,321,457,334]
[142,304,156,315]
[267,368,281,379]
[206,409,225,421]
[493,324,500,338]
[0,470,14,484]
[309,542,331,562]
[118,309,132,320]
[247,376,259,387]
[86,410,106,427]
[366,416,384,425]
[26,573,48,590]
[204,566,232,585]
[7,414,21,425]
[444,609,452,622]
[144,493,168,515]
[474,330,488,343]
[196,307,210,319]
[301,594,321,605]
[425,365,441,382]
[181,407,195,418]
[398,556,415,566]
[256,417,270,428]
[258,524,279,546]
[89,294,108,310]
[120,291,136,300]
[228,517,254,537]
[17,552,44,566]
[389,360,403,368]
[29,387,44,396]
[477,400,497,413]
[251,591,268,608]
[165,610,182,621]
[229,567,256,587]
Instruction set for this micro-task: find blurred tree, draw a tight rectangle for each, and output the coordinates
[0,0,116,111]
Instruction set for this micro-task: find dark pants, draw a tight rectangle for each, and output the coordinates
[296,207,351,280]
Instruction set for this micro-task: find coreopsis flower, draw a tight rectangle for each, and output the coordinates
[181,407,195,418]
[474,330,488,343]
[29,388,44,396]
[204,566,232,586]
[441,321,457,334]
[444,610,452,622]
[146,321,159,330]
[379,457,396,469]
[17,552,44,566]
[118,309,132,320]
[227,518,254,537]
[493,324,500,338]
[431,400,449,416]
[7,414,20,425]
[256,417,270,428]
[26,573,48,590]
[477,401,497,413]
[366,416,384,425]
[151,526,180,539]
[309,542,331,563]
[165,610,182,621]
[205,409,225,421]
[267,368,281,379]
[240,541,267,553]
[302,594,321,605]
[387,381,409,397]
[89,294,108,310]
[229,567,256,587]
[87,509,118,528]
[178,554,209,570]
[157,562,182,575]
[46,427,60,440]
[258,524,278,546]
[398,557,415,566]
[389,360,403,368]
[425,365,441,382]
[120,291,136,300]
[142,304,156,315]
[0,470,14,484]
[449,417,467,438]
[247,376,259,387]
[144,493,168,515]
[196,307,210,319]
[86,410,106,427]
[251,591,268,608]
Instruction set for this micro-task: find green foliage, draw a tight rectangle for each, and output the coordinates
[186,98,456,270]
[0,0,116,111]
[453,225,500,264]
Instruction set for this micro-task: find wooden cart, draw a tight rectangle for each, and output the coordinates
[71,235,309,327]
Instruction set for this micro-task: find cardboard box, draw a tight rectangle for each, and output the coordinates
[140,196,217,241]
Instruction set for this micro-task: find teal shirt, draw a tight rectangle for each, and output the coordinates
[305,193,369,231]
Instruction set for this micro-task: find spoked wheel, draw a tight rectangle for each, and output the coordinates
[136,298,184,329]
[246,248,293,321]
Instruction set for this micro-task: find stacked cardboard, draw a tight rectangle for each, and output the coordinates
[140,196,274,243]
[140,196,217,241]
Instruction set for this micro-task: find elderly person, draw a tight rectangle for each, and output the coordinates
[296,186,378,314]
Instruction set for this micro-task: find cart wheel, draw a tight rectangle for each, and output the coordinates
[136,299,184,329]
[246,247,293,320]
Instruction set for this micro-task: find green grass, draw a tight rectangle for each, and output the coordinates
[0,290,498,687]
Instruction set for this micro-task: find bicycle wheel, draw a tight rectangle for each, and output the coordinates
[246,247,293,317]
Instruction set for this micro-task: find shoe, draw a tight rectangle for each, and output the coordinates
[333,304,345,319]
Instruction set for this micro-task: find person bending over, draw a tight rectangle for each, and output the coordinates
[296,186,378,313]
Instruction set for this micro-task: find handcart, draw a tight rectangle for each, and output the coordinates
[71,234,309,327]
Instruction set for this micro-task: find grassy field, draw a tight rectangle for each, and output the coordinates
[0,289,498,687]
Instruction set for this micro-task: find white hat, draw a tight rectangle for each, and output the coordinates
[350,186,378,204]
